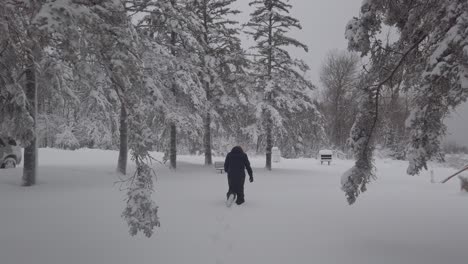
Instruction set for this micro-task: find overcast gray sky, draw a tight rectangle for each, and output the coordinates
[232,0,467,147]
[232,0,362,84]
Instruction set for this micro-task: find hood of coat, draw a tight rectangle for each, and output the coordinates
[230,146,244,154]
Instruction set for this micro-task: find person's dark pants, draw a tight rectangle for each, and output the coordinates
[227,175,245,204]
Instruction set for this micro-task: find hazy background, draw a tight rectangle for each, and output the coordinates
[232,0,467,147]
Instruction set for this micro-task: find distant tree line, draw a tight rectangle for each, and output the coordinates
[443,142,468,155]
[318,49,411,160]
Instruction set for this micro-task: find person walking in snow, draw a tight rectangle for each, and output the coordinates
[224,146,254,206]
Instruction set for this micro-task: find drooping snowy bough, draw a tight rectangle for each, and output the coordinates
[34,0,162,236]
[343,0,468,204]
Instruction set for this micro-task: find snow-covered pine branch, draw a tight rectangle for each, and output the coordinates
[343,0,468,204]
[34,0,162,236]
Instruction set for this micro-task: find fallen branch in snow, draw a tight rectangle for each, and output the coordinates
[440,165,468,184]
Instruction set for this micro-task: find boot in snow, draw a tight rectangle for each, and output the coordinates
[226,193,236,208]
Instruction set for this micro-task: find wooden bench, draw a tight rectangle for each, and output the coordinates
[320,155,332,165]
[319,149,333,165]
[214,161,224,174]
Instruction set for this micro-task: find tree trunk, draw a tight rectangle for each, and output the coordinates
[256,135,262,154]
[265,8,273,170]
[204,110,212,165]
[202,3,212,166]
[170,123,176,169]
[117,104,128,175]
[169,0,178,169]
[265,117,272,170]
[332,91,342,148]
[169,80,177,169]
[23,66,37,186]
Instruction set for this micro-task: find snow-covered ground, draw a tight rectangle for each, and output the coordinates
[1,148,467,264]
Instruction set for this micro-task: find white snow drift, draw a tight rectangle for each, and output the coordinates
[0,148,467,264]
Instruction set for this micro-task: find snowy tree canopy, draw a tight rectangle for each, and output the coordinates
[246,0,325,168]
[1,0,330,236]
[179,0,250,165]
[0,1,45,144]
[342,0,468,204]
[32,0,162,236]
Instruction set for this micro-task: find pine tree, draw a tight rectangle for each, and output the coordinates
[23,58,38,186]
[1,0,162,236]
[36,0,162,236]
[0,1,47,186]
[139,0,206,168]
[117,104,128,174]
[343,0,468,204]
[94,4,161,236]
[246,0,317,169]
[190,0,247,165]
[214,65,257,154]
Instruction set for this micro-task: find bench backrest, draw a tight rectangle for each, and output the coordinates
[214,161,224,168]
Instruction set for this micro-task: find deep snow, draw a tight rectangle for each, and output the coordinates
[0,148,467,264]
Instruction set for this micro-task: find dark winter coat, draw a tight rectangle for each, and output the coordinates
[224,146,253,178]
[224,146,253,204]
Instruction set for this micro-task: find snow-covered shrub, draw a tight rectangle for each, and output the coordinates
[74,119,117,150]
[55,125,80,150]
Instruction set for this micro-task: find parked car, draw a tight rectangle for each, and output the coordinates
[0,137,22,169]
